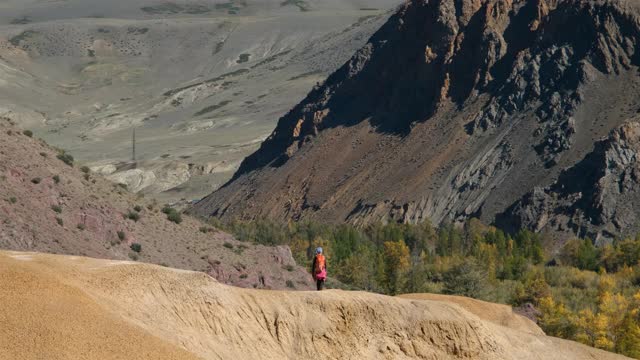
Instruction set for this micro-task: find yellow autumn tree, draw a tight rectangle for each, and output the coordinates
[574,275,632,353]
[615,291,640,358]
[576,309,613,350]
[381,240,411,295]
[538,296,576,339]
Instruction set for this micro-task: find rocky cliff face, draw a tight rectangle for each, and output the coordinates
[498,120,640,244]
[192,0,640,241]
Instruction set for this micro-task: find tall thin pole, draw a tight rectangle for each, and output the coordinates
[132,127,136,162]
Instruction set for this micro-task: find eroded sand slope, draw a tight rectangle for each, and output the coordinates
[0,251,631,360]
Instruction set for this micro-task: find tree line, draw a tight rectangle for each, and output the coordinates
[213,218,640,358]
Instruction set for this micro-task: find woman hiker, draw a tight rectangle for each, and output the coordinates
[311,247,327,291]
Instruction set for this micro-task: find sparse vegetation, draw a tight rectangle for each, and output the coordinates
[128,252,139,261]
[133,205,143,212]
[31,177,41,184]
[56,151,74,167]
[51,205,62,213]
[80,166,90,174]
[239,274,248,279]
[130,243,142,253]
[223,242,234,249]
[117,231,126,241]
[22,130,33,137]
[9,30,39,47]
[286,280,295,289]
[141,3,211,15]
[280,0,310,11]
[77,223,86,231]
[193,100,231,117]
[55,217,63,226]
[39,152,47,157]
[53,175,60,184]
[199,226,213,233]
[236,53,251,64]
[127,211,140,222]
[234,244,248,255]
[8,197,17,204]
[162,206,182,224]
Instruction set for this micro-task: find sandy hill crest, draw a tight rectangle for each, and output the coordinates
[0,118,313,290]
[193,0,640,243]
[0,250,631,360]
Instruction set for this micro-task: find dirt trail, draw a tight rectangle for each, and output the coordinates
[0,251,631,360]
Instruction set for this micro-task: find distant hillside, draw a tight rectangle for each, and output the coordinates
[194,0,640,243]
[0,117,313,290]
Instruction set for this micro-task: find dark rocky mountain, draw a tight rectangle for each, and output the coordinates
[192,0,640,243]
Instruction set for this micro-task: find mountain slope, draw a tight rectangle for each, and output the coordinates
[193,0,640,241]
[0,250,630,360]
[0,0,401,203]
[0,118,313,290]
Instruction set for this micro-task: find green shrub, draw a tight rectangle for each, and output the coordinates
[31,177,41,184]
[51,205,62,213]
[239,274,248,279]
[55,217,63,226]
[234,244,248,254]
[117,231,126,241]
[8,197,17,204]
[80,166,90,174]
[223,242,234,249]
[127,211,140,222]
[23,130,33,137]
[162,206,182,224]
[52,175,60,184]
[130,243,142,253]
[443,261,490,300]
[77,223,86,231]
[133,205,143,212]
[39,152,47,157]
[56,151,74,166]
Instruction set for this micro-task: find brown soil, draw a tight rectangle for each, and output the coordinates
[1,250,631,360]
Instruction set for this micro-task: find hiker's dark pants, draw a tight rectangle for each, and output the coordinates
[316,279,325,291]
